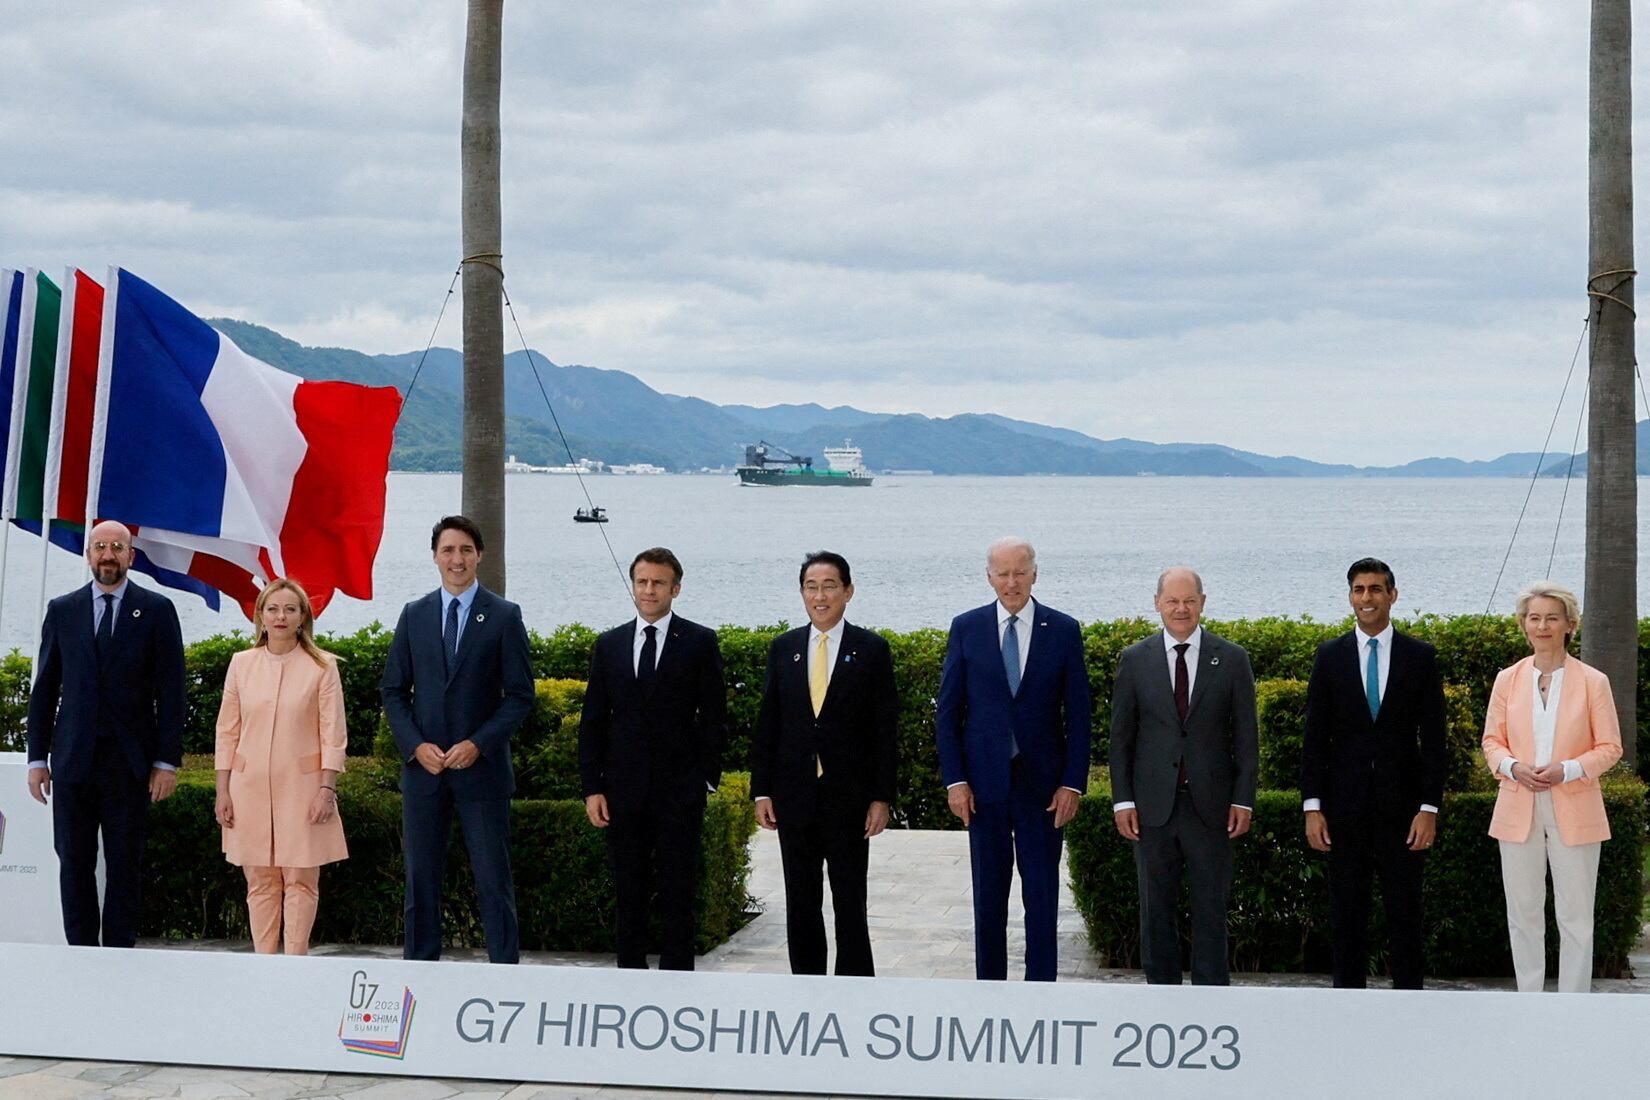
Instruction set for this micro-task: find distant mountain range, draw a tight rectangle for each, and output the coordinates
[212,319,1644,477]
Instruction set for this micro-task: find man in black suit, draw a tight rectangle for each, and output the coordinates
[750,551,898,977]
[1302,557,1446,989]
[579,547,727,970]
[382,515,534,963]
[26,520,186,948]
[1110,567,1258,985]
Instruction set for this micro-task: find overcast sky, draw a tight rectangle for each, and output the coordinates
[1,2,1631,464]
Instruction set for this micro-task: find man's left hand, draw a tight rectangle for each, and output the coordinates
[1227,805,1252,838]
[1047,788,1080,829]
[1406,811,1437,851]
[864,800,891,839]
[444,740,480,770]
[149,768,177,803]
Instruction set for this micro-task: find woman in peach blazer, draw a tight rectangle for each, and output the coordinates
[214,578,348,954]
[1481,580,1621,993]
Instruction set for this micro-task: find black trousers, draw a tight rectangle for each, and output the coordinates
[1328,811,1426,989]
[402,787,519,963]
[1135,790,1232,986]
[53,739,150,948]
[777,809,873,977]
[606,797,704,970]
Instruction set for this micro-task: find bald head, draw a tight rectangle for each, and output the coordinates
[87,520,135,590]
[1155,567,1203,597]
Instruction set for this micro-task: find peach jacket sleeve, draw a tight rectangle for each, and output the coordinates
[1480,666,1513,777]
[213,651,245,772]
[320,654,348,774]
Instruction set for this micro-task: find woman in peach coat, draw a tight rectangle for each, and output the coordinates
[1481,580,1622,993]
[214,578,348,954]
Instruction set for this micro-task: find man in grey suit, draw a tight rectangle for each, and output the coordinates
[1109,567,1258,985]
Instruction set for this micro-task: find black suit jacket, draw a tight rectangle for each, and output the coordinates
[380,586,535,801]
[26,582,186,784]
[1109,629,1259,830]
[749,622,898,829]
[578,615,728,812]
[1301,629,1447,821]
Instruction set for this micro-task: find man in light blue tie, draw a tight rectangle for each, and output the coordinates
[936,537,1091,980]
[1301,557,1446,988]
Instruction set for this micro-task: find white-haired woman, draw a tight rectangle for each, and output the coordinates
[1481,580,1622,992]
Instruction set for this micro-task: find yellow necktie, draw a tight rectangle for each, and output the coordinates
[810,633,829,775]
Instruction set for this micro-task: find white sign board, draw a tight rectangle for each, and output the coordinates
[1,942,1644,1098]
[0,754,65,944]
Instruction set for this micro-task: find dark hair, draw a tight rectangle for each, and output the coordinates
[431,515,485,553]
[630,547,683,582]
[799,550,852,589]
[1346,557,1395,589]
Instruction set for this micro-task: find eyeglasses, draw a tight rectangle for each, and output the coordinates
[802,582,844,596]
[91,541,129,554]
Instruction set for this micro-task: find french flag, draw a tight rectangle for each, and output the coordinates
[87,269,401,617]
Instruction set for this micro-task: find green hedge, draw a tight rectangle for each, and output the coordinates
[1065,772,1648,979]
[140,765,757,955]
[4,614,1646,817]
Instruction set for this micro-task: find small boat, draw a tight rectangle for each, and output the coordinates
[573,506,609,523]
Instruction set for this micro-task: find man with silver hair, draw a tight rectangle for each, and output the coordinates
[936,536,1091,981]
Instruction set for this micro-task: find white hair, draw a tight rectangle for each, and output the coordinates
[986,536,1037,570]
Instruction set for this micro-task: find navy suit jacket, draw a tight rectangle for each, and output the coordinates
[380,586,535,801]
[1301,629,1447,822]
[26,582,185,784]
[578,615,727,812]
[750,622,898,828]
[935,600,1092,805]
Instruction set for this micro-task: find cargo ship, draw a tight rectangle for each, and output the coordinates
[737,440,874,487]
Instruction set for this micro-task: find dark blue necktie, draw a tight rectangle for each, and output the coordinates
[1002,615,1022,695]
[96,593,114,654]
[1365,637,1381,720]
[444,597,460,672]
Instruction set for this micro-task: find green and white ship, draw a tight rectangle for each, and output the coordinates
[737,440,874,487]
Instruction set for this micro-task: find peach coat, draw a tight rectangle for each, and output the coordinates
[1481,655,1622,846]
[215,646,349,868]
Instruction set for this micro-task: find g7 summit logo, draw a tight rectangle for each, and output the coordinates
[338,970,417,1059]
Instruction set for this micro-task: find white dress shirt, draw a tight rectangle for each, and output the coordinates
[442,580,480,648]
[1498,666,1583,783]
[632,611,672,675]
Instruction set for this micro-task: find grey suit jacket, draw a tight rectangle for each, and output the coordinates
[1108,629,1259,830]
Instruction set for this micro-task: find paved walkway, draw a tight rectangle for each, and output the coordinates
[2,828,1647,1097]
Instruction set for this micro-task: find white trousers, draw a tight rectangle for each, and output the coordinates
[1497,791,1600,993]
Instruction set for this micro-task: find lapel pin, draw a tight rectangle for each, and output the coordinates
[475,613,486,623]
[131,608,142,618]
[1209,656,1220,667]
[844,653,855,663]
[792,653,802,662]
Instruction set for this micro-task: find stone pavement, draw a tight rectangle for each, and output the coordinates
[2,827,1647,1098]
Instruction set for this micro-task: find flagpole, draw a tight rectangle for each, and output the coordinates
[36,266,79,633]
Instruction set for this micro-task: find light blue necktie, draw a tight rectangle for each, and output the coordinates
[1003,615,1022,695]
[1365,637,1381,720]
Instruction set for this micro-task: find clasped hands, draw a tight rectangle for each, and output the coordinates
[1510,760,1567,792]
[414,739,480,775]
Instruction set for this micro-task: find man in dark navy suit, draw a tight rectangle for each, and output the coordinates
[1302,557,1446,989]
[750,550,898,977]
[27,519,186,947]
[579,547,727,970]
[382,515,534,963]
[936,537,1091,981]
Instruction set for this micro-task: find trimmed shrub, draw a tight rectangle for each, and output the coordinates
[1066,771,1647,978]
[140,763,758,955]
